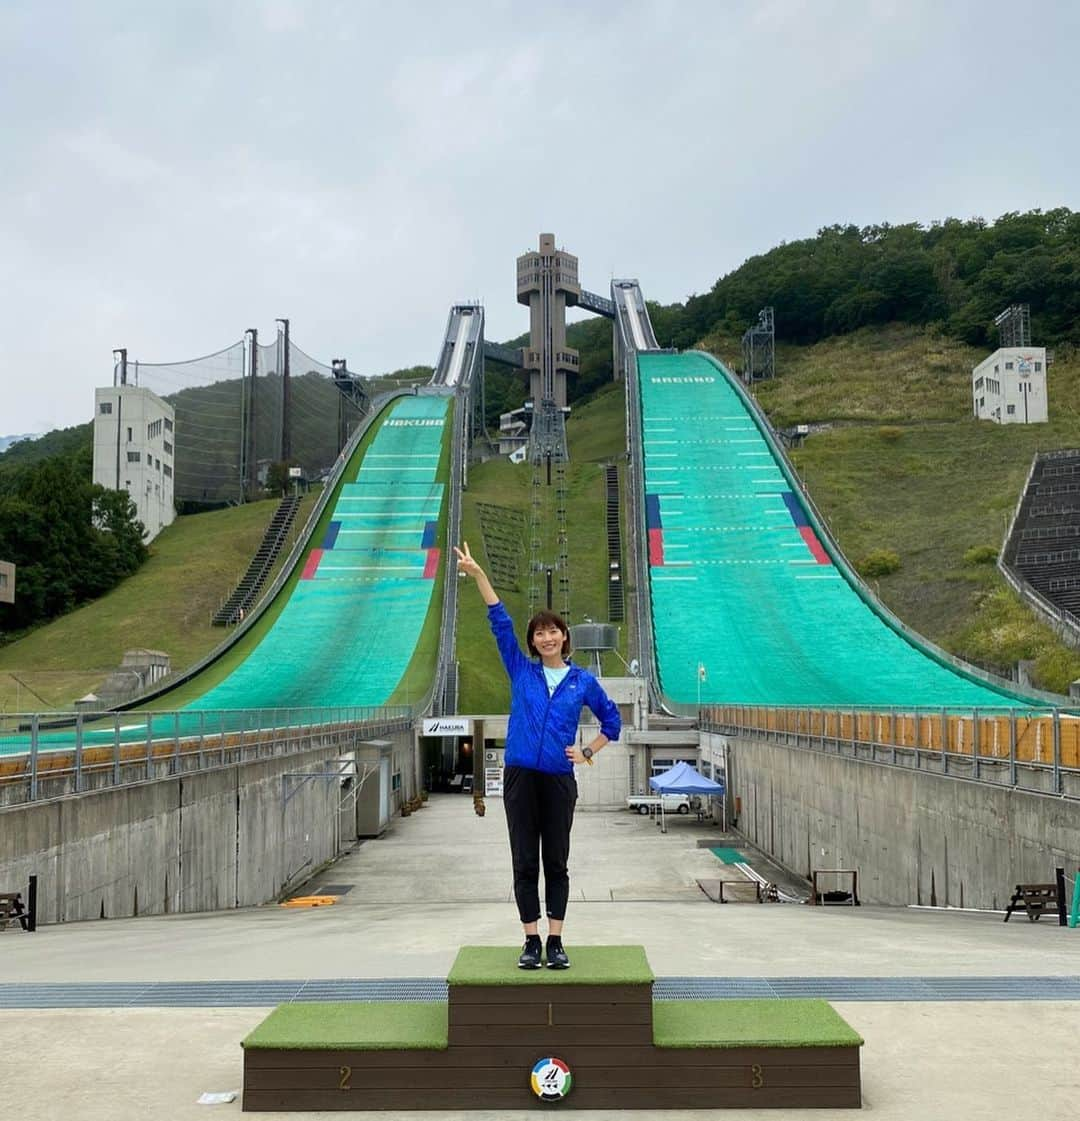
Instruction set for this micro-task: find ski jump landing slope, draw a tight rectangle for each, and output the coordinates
[0,393,450,752]
[637,350,1030,709]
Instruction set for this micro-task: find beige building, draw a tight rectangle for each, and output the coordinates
[93,385,176,542]
[972,347,1048,424]
[0,560,13,605]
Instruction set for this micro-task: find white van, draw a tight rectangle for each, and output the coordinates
[625,793,691,816]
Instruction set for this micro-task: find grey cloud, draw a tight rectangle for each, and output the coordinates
[1,0,1077,432]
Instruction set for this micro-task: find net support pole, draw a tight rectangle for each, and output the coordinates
[278,318,291,463]
[244,327,259,501]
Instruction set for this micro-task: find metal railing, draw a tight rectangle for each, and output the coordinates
[0,706,412,805]
[428,390,467,716]
[616,300,663,711]
[701,703,1080,798]
[998,451,1080,643]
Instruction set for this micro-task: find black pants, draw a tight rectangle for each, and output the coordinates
[502,765,578,924]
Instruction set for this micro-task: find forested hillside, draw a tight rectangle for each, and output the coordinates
[482,208,1080,425]
[654,208,1080,351]
[0,444,147,635]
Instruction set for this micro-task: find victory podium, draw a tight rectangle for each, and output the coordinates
[242,946,862,1110]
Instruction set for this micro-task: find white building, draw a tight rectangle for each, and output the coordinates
[972,347,1048,425]
[93,385,176,542]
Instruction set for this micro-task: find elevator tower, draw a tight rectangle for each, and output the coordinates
[516,233,581,462]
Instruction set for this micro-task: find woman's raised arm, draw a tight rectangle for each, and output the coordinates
[454,541,499,606]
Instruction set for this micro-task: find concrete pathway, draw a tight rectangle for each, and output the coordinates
[2,793,1077,1119]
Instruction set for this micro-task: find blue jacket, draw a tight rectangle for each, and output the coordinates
[488,601,622,775]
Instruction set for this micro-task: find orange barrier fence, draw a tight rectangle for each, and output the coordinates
[704,706,1080,770]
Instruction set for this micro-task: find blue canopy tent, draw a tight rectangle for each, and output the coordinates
[649,762,725,832]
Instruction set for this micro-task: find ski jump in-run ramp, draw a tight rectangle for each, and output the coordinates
[636,349,1034,710]
[0,392,450,753]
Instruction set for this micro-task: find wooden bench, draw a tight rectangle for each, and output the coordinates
[1004,871,1067,925]
[0,876,37,933]
[0,893,29,932]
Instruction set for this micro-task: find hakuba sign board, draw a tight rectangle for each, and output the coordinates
[422,717,472,736]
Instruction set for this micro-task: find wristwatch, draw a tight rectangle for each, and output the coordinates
[582,747,594,765]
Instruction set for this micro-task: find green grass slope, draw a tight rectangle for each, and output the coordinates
[703,323,1080,693]
[0,494,315,711]
[456,383,629,713]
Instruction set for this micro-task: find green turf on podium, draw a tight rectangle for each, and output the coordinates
[242,945,863,1110]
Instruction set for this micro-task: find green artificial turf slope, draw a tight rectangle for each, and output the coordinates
[242,1001,448,1051]
[653,999,863,1049]
[447,945,654,986]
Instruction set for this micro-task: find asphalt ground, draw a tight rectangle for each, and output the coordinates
[2,793,1077,1119]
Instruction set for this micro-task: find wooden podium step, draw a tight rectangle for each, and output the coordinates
[242,945,862,1110]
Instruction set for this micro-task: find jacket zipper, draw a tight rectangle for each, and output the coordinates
[535,666,575,771]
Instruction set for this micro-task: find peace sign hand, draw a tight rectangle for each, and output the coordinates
[453,541,484,579]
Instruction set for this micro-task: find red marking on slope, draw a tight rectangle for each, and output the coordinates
[799,526,831,565]
[423,547,440,579]
[301,548,324,579]
[648,527,664,567]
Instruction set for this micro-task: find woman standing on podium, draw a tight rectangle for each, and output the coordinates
[454,541,621,970]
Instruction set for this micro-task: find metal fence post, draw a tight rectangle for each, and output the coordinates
[29,714,39,802]
[972,709,980,779]
[1053,709,1062,794]
[74,712,84,793]
[145,713,153,781]
[941,708,948,775]
[1009,711,1017,787]
[113,713,122,786]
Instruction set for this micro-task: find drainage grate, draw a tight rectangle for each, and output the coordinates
[0,978,448,1009]
[2,976,1078,1009]
[653,976,1080,1002]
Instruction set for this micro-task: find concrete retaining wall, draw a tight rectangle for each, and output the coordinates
[0,727,413,924]
[710,731,1080,910]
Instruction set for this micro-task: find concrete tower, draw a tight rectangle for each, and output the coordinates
[516,233,581,411]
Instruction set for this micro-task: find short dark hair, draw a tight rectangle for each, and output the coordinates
[526,610,571,658]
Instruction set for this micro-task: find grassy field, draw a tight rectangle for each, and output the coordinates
[701,323,1080,693]
[455,382,630,713]
[0,493,316,711]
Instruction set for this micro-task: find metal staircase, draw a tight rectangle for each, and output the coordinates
[212,496,301,626]
[605,464,625,622]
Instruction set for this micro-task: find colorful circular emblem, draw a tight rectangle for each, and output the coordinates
[530,1056,573,1101]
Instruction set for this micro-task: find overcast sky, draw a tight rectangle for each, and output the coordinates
[2,0,1077,435]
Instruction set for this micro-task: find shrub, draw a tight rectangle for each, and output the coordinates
[1033,646,1080,696]
[963,545,998,566]
[878,426,903,443]
[856,548,901,578]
